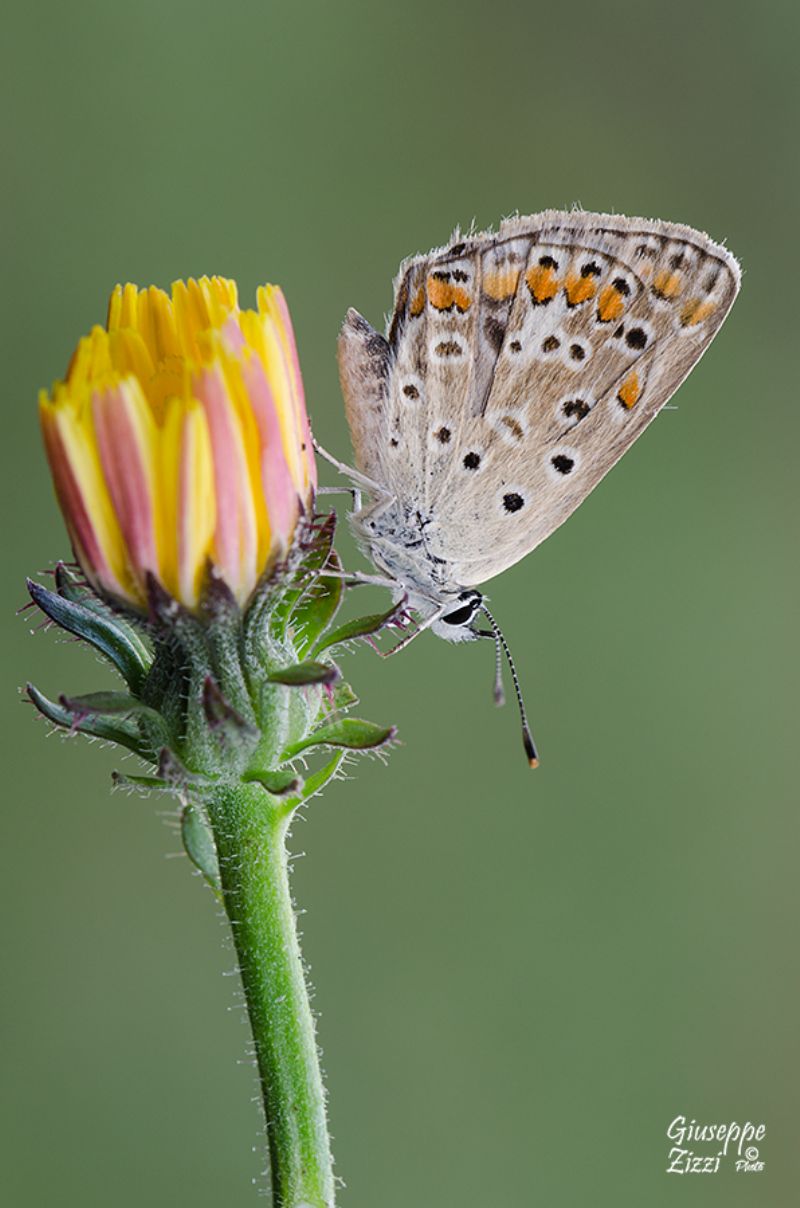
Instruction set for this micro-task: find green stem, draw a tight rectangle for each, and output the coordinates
[207,785,334,1208]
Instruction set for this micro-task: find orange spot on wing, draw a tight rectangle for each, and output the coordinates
[680,298,715,327]
[617,372,641,409]
[426,277,472,312]
[653,270,682,299]
[483,267,520,301]
[564,273,597,306]
[525,264,559,304]
[409,286,426,317]
[597,284,625,322]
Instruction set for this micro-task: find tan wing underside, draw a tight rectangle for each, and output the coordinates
[369,211,739,586]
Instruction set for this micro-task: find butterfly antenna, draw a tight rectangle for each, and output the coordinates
[481,604,539,768]
[491,624,505,707]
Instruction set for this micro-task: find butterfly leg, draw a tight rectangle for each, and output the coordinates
[316,567,402,592]
[378,605,448,657]
[312,438,389,496]
[316,484,399,532]
[316,485,364,513]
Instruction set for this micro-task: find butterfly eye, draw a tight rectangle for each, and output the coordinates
[441,592,483,626]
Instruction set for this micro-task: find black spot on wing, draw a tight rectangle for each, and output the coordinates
[484,316,506,352]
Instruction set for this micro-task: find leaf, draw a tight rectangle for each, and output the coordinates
[181,803,221,895]
[268,661,339,687]
[313,601,404,655]
[282,717,397,758]
[27,682,154,759]
[243,768,303,796]
[28,576,151,691]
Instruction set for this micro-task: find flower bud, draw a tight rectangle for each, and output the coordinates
[39,277,316,610]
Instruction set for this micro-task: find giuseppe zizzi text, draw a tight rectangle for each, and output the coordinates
[666,1115,766,1174]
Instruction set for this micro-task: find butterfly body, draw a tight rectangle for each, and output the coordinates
[348,492,485,639]
[338,210,739,645]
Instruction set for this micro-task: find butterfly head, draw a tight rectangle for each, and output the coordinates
[429,589,485,643]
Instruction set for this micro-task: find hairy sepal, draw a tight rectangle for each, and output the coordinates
[28,524,396,804]
[28,573,151,692]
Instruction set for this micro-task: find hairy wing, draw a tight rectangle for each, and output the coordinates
[411,213,739,585]
[337,211,739,587]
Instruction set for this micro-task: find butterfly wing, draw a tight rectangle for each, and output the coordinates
[338,244,486,504]
[338,211,739,588]
[335,218,739,594]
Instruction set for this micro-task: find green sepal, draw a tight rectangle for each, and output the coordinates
[264,513,338,642]
[111,747,202,792]
[313,601,404,655]
[283,717,396,758]
[157,746,199,786]
[329,680,359,711]
[27,682,155,759]
[28,575,151,692]
[268,661,339,687]
[181,802,222,896]
[202,676,258,744]
[243,768,304,796]
[291,551,345,657]
[111,771,169,791]
[53,562,87,600]
[280,752,344,814]
[60,690,156,716]
[197,570,256,725]
[60,691,172,754]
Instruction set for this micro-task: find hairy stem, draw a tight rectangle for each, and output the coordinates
[208,785,333,1208]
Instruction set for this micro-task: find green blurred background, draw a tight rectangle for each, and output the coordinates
[3,2,797,1204]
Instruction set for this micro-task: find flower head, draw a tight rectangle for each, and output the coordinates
[40,277,316,610]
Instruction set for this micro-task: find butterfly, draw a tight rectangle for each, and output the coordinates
[321,211,740,763]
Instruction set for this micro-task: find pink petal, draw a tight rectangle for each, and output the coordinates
[91,384,158,591]
[240,354,299,551]
[193,366,258,599]
[272,288,316,491]
[41,410,126,598]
